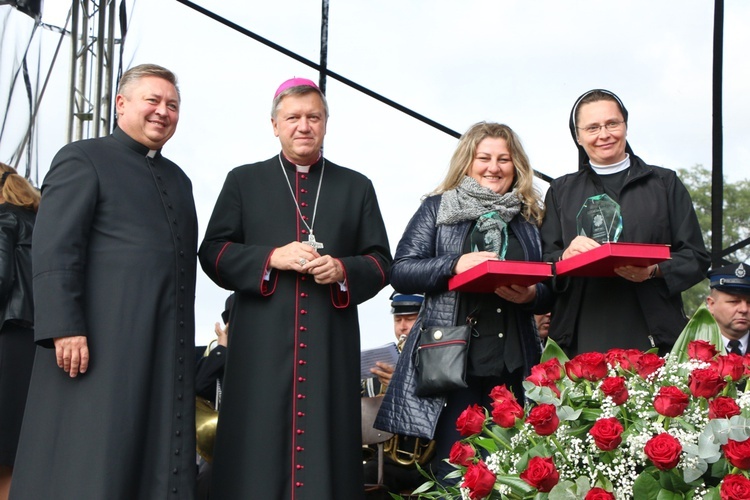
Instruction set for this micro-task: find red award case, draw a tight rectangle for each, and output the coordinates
[448,260,553,293]
[555,242,670,277]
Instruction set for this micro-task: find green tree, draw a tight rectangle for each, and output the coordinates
[678,165,750,316]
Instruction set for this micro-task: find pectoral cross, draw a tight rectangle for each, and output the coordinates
[303,232,324,250]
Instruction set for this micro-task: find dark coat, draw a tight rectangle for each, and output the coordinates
[540,155,710,353]
[0,204,35,329]
[195,344,226,402]
[199,154,391,499]
[10,128,198,500]
[375,195,547,440]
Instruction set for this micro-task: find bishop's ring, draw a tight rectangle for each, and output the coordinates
[299,258,307,266]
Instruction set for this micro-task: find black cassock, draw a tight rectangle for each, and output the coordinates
[11,128,198,500]
[199,154,391,499]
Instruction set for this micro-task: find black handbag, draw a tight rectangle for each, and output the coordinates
[414,324,471,397]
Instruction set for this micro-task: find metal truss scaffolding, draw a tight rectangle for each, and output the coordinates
[68,0,117,142]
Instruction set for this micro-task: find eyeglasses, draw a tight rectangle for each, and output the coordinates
[577,120,625,135]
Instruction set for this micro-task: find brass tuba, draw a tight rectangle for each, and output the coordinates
[380,333,436,466]
[195,397,219,462]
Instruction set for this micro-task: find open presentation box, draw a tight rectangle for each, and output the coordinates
[448,260,553,293]
[554,242,671,278]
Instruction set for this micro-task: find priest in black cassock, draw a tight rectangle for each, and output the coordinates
[10,64,197,500]
[199,77,392,499]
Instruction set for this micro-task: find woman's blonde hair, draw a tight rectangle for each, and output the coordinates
[0,163,40,212]
[433,122,544,225]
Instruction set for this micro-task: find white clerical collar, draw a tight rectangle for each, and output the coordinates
[590,154,630,175]
[722,332,750,354]
[296,164,311,173]
[146,150,157,158]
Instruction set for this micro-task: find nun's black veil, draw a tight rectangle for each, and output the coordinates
[569,89,636,170]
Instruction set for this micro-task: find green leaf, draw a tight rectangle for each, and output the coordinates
[727,415,750,441]
[656,489,686,500]
[495,474,536,497]
[633,472,661,500]
[682,456,708,483]
[659,469,691,493]
[409,480,436,494]
[541,337,570,364]
[548,478,586,500]
[668,304,724,377]
[557,405,582,421]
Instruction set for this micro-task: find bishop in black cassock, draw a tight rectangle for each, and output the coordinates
[199,78,391,499]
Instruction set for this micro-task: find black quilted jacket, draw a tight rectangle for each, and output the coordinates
[375,195,549,439]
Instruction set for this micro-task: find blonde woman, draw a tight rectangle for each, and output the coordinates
[376,122,551,483]
[0,163,39,500]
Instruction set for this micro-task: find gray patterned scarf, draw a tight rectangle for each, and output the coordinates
[437,176,522,224]
[437,176,522,254]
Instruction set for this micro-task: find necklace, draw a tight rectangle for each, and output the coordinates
[278,153,325,249]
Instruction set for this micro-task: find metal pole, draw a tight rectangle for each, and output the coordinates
[94,0,106,137]
[104,0,117,134]
[710,0,724,267]
[67,0,80,143]
[319,0,329,95]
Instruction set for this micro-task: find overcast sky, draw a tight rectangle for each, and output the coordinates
[1,0,749,348]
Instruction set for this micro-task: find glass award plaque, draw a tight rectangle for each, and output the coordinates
[576,194,622,243]
[471,211,508,259]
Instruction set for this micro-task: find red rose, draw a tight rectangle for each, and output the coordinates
[605,348,643,372]
[644,433,682,470]
[566,352,608,381]
[489,384,516,403]
[589,417,624,451]
[688,368,727,399]
[461,460,496,499]
[599,376,628,405]
[721,473,750,500]
[653,386,690,417]
[491,399,524,428]
[713,354,746,381]
[723,438,750,469]
[688,340,719,361]
[456,404,486,436]
[526,403,559,436]
[525,370,561,397]
[709,396,742,420]
[449,441,475,467]
[534,358,564,381]
[743,355,750,377]
[585,487,616,500]
[519,456,559,493]
[636,353,666,379]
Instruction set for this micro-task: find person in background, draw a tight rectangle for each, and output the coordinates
[0,163,38,500]
[195,294,233,500]
[10,64,198,500]
[535,312,551,349]
[195,293,233,402]
[376,122,550,483]
[363,292,426,496]
[705,263,750,355]
[199,77,391,499]
[364,292,423,395]
[541,89,709,357]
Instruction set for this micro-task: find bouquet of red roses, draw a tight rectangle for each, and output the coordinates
[408,305,750,500]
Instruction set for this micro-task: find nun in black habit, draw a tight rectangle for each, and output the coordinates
[540,89,709,356]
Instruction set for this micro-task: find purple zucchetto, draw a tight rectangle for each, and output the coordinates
[274,77,319,98]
